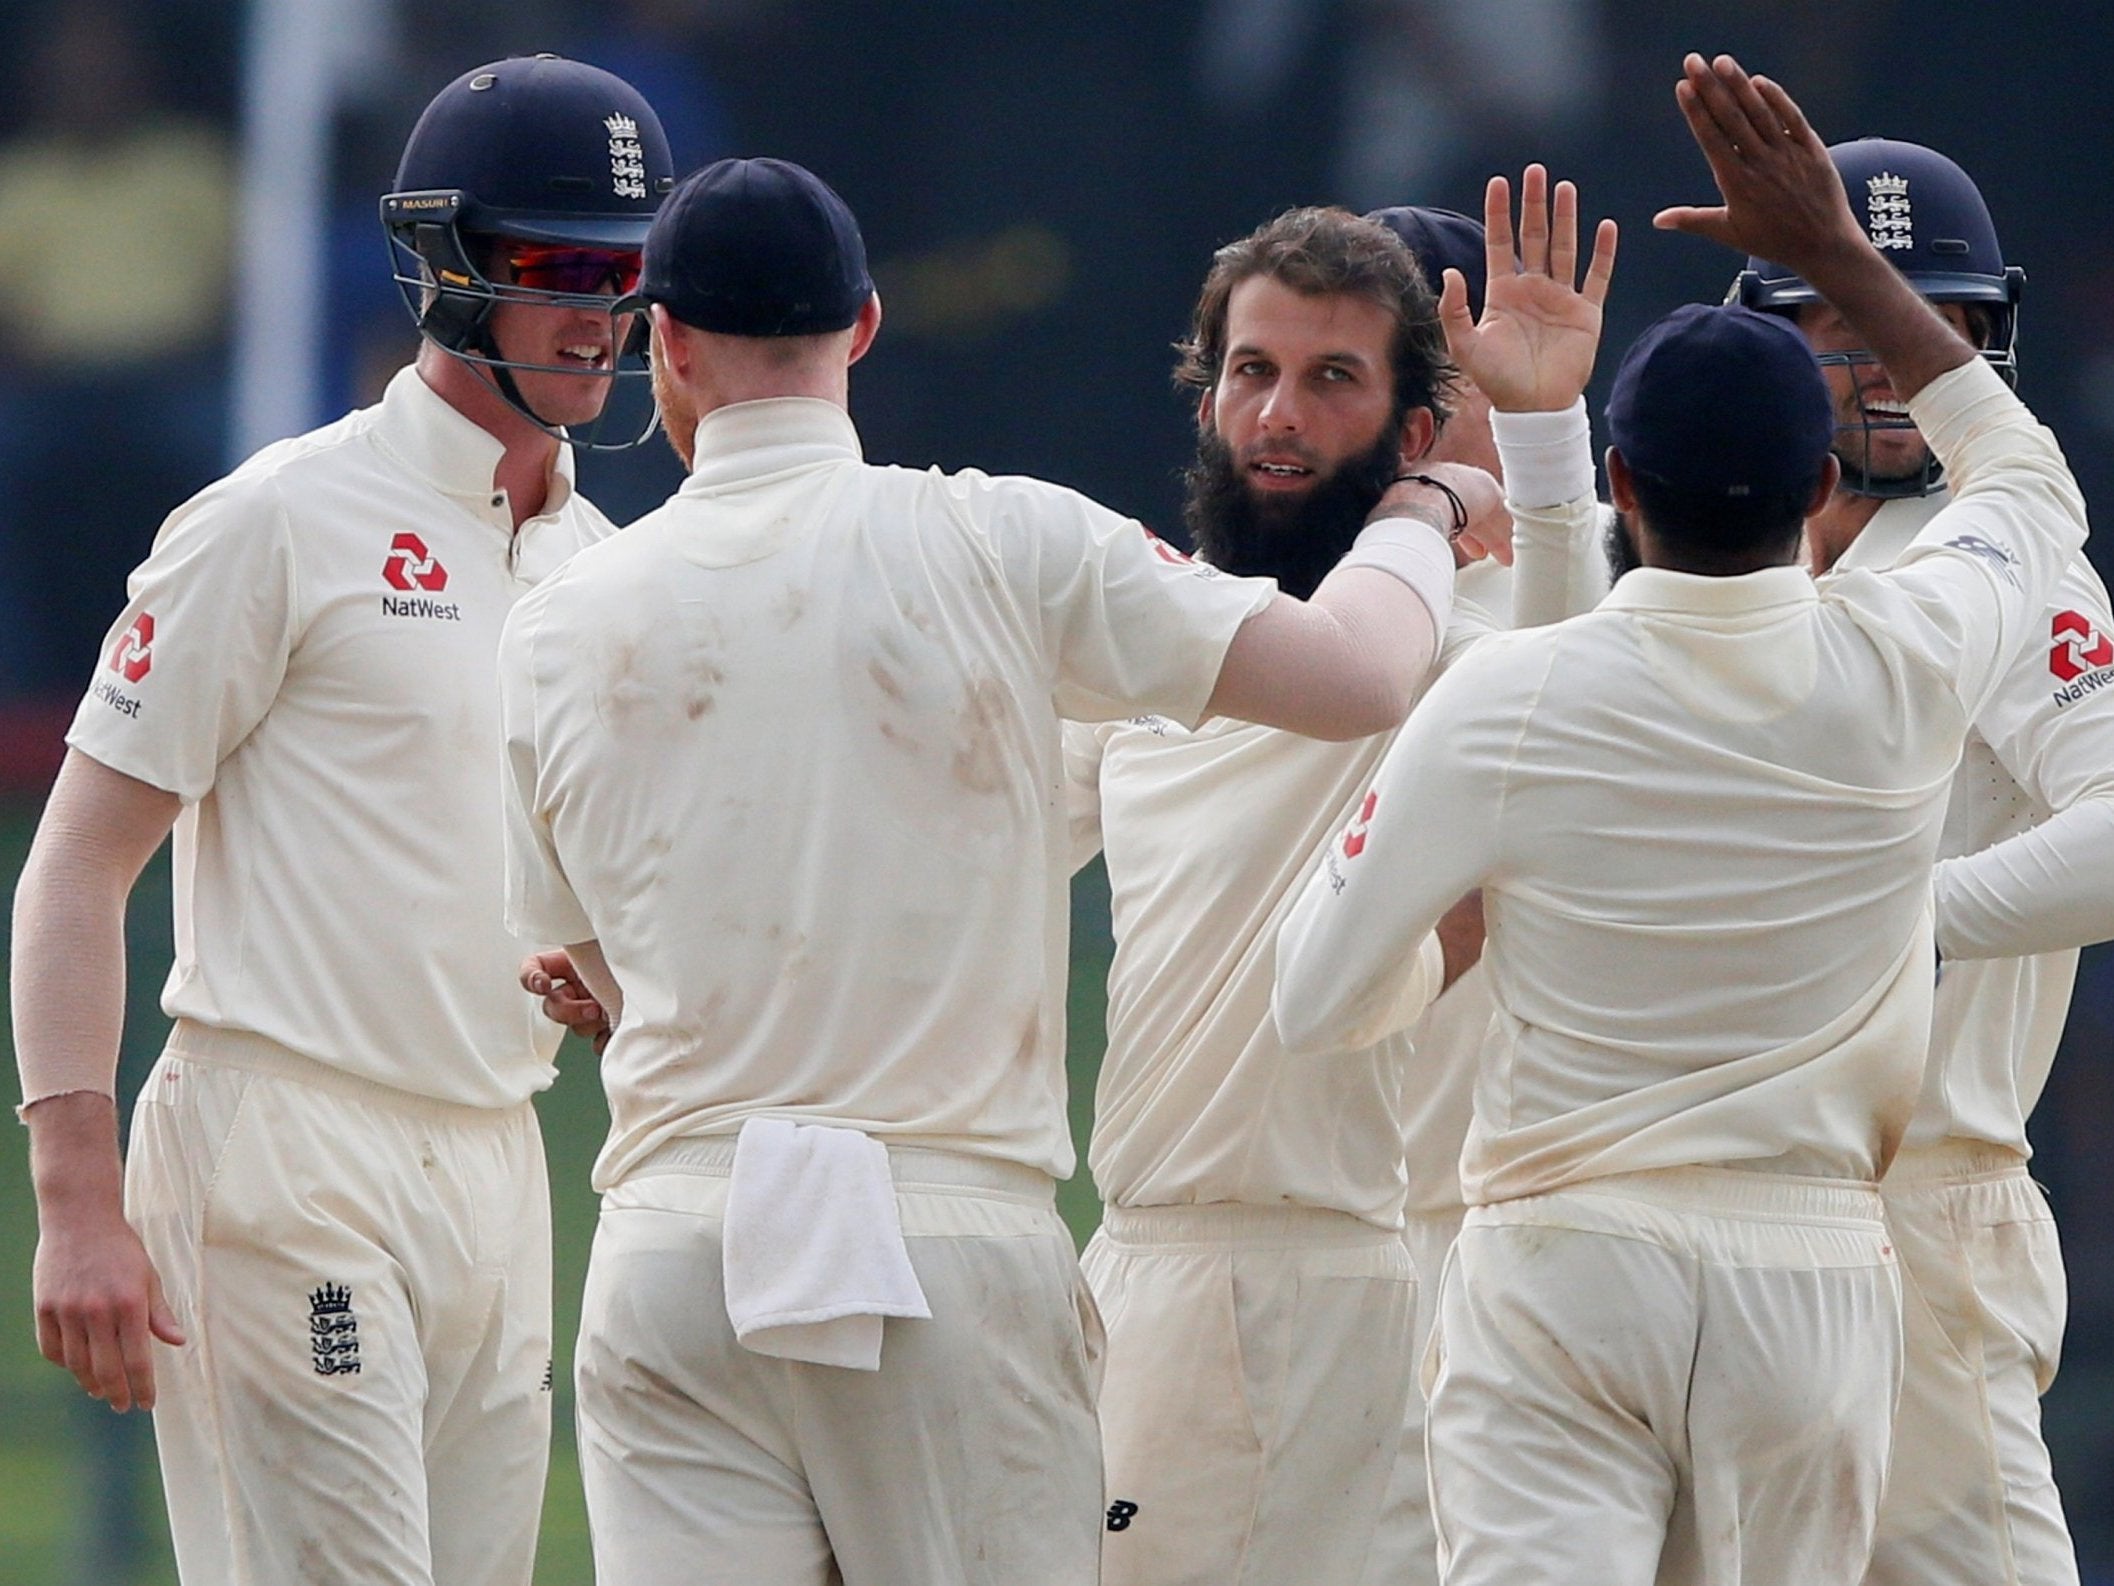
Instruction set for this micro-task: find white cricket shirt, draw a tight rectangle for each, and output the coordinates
[1071,413,1604,1229]
[1274,360,2087,1204]
[499,398,1277,1191]
[1400,452,1617,1217]
[69,366,611,1107]
[1066,699,1446,1230]
[1829,493,2114,1157]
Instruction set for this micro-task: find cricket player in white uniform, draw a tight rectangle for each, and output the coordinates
[10,57,671,1585]
[497,156,1494,1586]
[1272,56,2090,1586]
[1734,137,2106,1586]
[1070,177,1610,1586]
[1357,199,1613,1586]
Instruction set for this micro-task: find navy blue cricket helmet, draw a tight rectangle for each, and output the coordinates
[381,55,675,446]
[1733,138,2023,498]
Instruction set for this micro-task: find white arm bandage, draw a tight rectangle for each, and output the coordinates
[1334,516,1458,641]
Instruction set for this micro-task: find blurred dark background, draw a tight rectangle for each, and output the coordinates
[0,3,2107,1581]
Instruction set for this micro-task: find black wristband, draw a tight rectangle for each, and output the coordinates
[1392,472,1468,539]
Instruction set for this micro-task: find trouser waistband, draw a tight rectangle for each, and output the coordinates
[628,1133,1055,1202]
[165,1021,526,1128]
[1479,1164,1886,1228]
[1098,1201,1399,1249]
[1883,1139,2030,1187]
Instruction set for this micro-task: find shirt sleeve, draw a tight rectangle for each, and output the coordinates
[64,473,298,801]
[1933,558,2114,960]
[1272,652,1508,1055]
[1492,401,1610,628]
[980,476,1277,728]
[1435,592,1503,673]
[1061,719,1110,873]
[1846,360,2089,722]
[498,584,595,946]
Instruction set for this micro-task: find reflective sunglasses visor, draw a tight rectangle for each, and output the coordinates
[504,245,644,297]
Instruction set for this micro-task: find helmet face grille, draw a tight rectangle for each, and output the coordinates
[1727,138,2021,500]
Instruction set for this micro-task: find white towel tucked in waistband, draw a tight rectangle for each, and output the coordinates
[722,1117,932,1370]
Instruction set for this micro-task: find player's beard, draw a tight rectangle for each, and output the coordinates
[1834,431,1932,495]
[651,345,699,471]
[1830,372,1937,495]
[1182,423,1403,601]
[1606,508,1644,584]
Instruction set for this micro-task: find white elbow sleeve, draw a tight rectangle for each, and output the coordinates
[1337,518,1456,640]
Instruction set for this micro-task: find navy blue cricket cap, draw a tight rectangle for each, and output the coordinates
[1607,304,1835,499]
[641,157,874,337]
[1368,205,1489,318]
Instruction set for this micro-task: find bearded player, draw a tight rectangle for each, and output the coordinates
[1066,171,1613,1586]
[1739,136,2109,1586]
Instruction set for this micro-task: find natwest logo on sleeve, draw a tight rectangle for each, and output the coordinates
[2051,610,2113,682]
[2050,610,2114,709]
[382,533,448,592]
[1341,790,1378,858]
[1141,527,1190,565]
[1324,789,1379,895]
[108,613,154,682]
[93,613,153,717]
[1142,525,1219,577]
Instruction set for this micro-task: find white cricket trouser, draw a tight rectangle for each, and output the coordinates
[1866,1144,2079,1586]
[126,1029,553,1586]
[1082,1201,1418,1586]
[1428,1168,1902,1586]
[574,1138,1104,1586]
[1359,1205,1464,1586]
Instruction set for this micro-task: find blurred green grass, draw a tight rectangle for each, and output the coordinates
[0,802,1114,1586]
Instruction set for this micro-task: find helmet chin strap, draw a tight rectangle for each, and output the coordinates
[434,294,658,451]
[461,321,571,438]
[489,360,567,436]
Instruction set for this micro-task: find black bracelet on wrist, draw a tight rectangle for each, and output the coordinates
[1392,472,1468,539]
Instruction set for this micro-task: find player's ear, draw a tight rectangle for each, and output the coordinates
[848,292,883,366]
[1196,388,1215,434]
[1806,453,1842,517]
[650,305,688,380]
[1397,405,1437,466]
[1606,445,1637,512]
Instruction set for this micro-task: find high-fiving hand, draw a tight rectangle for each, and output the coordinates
[1652,53,1866,274]
[1437,164,1617,414]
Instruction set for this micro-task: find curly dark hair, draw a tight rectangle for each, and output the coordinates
[1174,206,1459,430]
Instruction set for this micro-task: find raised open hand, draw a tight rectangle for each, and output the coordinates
[1653,53,1865,272]
[1437,163,1617,414]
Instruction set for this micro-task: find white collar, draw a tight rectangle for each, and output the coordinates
[370,365,577,524]
[1600,563,1817,617]
[682,398,863,491]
